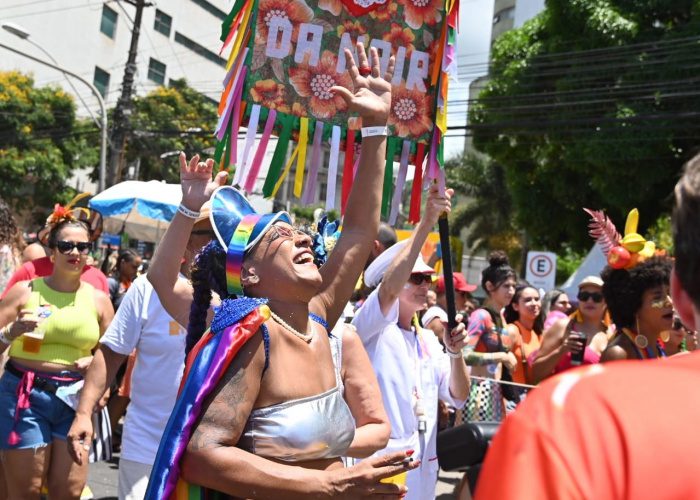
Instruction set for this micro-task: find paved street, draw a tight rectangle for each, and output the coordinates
[87,454,461,499]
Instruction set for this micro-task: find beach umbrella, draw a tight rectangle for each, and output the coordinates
[89,180,181,243]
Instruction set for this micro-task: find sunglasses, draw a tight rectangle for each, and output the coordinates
[56,240,92,255]
[577,291,603,303]
[269,225,307,240]
[673,317,685,331]
[408,274,433,286]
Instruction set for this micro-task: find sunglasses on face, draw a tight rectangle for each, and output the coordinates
[577,291,603,303]
[269,225,307,241]
[408,274,432,286]
[673,317,686,331]
[56,240,92,255]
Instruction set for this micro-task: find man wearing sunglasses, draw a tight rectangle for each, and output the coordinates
[1,211,108,300]
[351,186,470,500]
[67,202,215,500]
[476,155,700,499]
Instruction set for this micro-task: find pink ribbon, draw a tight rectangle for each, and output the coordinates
[233,104,261,186]
[227,67,247,166]
[216,65,246,141]
[244,109,277,193]
[302,122,325,205]
[325,126,341,211]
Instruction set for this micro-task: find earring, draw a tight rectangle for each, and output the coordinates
[634,316,648,348]
[248,275,259,285]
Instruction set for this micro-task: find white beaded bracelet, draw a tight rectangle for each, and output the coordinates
[445,348,463,359]
[177,203,201,219]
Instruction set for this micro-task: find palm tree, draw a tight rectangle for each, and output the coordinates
[446,152,524,268]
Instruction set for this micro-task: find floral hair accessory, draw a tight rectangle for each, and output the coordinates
[583,208,663,270]
[312,215,341,267]
[43,192,92,230]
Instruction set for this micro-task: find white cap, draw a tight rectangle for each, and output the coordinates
[364,240,435,288]
[578,275,604,289]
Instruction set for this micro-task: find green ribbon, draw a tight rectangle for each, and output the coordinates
[382,137,398,219]
[262,114,293,198]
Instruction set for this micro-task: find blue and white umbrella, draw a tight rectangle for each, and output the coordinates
[89,180,182,243]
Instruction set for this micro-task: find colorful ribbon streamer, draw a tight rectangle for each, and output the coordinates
[325,126,341,211]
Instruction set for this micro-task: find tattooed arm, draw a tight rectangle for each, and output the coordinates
[181,329,417,498]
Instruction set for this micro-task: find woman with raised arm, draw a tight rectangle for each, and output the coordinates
[144,45,417,499]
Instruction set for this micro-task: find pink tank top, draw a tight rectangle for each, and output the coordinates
[554,347,601,374]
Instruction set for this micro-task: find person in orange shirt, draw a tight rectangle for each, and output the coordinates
[475,153,700,500]
[503,282,542,387]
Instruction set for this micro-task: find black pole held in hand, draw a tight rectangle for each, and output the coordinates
[438,214,457,331]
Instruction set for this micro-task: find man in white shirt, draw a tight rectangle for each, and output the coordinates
[352,186,470,500]
[67,207,214,499]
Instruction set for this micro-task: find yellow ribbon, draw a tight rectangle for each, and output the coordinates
[271,143,301,198]
[293,117,309,198]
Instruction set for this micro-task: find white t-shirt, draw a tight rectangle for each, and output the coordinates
[421,306,447,329]
[352,287,466,500]
[100,275,186,465]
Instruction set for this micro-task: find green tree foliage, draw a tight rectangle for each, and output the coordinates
[445,152,524,269]
[125,79,218,183]
[0,71,97,211]
[469,0,700,251]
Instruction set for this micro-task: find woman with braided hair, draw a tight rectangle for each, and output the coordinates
[146,44,417,499]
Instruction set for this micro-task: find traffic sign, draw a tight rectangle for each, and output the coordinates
[525,251,557,291]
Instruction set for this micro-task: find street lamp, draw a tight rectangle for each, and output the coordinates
[0,31,107,192]
[2,22,100,128]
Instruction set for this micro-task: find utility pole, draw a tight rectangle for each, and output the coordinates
[107,0,151,187]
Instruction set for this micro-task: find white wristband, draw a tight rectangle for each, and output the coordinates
[445,347,463,359]
[361,126,389,138]
[177,203,200,219]
[0,326,13,345]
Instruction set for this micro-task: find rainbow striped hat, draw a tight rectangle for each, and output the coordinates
[209,186,290,297]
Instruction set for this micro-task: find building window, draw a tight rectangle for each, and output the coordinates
[148,58,166,84]
[493,6,515,24]
[154,9,172,37]
[190,0,226,20]
[100,5,118,38]
[174,32,227,67]
[93,67,110,97]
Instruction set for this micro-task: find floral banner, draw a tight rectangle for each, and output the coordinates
[214,0,458,216]
[249,0,445,142]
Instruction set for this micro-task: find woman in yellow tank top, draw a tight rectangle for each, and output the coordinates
[0,213,113,499]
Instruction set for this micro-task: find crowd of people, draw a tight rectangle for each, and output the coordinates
[0,42,698,500]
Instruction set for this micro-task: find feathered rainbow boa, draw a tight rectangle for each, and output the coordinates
[145,297,270,500]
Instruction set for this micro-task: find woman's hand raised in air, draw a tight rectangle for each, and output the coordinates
[179,153,228,213]
[331,43,395,127]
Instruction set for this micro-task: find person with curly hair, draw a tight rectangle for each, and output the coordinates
[143,45,419,499]
[0,212,113,499]
[600,256,674,361]
[0,198,24,294]
[462,251,518,422]
[474,145,700,500]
